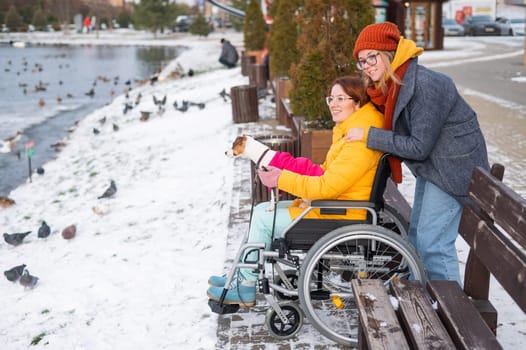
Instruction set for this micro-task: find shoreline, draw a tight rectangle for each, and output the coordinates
[0,30,243,195]
[0,42,188,196]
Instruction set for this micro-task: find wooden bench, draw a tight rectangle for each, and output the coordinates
[352,165,526,350]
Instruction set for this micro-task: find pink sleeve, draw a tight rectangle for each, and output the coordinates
[269,151,324,176]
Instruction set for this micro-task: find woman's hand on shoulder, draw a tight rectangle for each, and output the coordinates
[345,128,365,142]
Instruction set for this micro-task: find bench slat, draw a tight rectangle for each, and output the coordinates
[351,279,409,350]
[469,166,526,248]
[459,205,526,313]
[427,281,503,350]
[390,280,455,349]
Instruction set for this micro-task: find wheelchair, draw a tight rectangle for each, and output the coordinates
[208,154,426,347]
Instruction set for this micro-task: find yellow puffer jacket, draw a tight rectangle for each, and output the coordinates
[278,102,384,220]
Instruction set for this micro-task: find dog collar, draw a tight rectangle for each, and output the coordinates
[256,148,270,169]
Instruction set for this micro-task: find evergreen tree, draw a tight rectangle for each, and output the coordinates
[267,0,280,19]
[289,0,374,127]
[243,0,267,51]
[267,0,301,77]
[189,12,210,37]
[230,0,247,32]
[5,5,21,32]
[18,3,35,25]
[32,8,47,31]
[132,0,177,36]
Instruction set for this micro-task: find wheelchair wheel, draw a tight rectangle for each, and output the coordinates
[379,204,409,238]
[298,224,426,346]
[265,301,303,339]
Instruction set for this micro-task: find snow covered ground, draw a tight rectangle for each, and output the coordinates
[0,29,525,349]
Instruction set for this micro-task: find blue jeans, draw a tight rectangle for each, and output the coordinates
[408,178,463,284]
[241,201,294,282]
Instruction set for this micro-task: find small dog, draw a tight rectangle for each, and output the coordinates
[226,134,323,209]
[226,135,324,211]
[226,135,279,211]
[226,135,277,168]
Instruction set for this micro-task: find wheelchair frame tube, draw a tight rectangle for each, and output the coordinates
[223,242,266,289]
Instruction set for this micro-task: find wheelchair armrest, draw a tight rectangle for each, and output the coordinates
[310,200,376,209]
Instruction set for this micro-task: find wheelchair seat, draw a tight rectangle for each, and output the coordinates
[281,153,391,250]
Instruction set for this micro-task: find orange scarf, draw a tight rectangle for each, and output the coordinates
[366,60,411,184]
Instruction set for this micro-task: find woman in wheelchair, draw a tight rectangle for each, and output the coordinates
[207,75,385,306]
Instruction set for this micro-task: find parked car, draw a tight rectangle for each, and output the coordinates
[174,16,194,32]
[510,18,525,36]
[442,18,465,36]
[462,15,501,36]
[495,17,513,36]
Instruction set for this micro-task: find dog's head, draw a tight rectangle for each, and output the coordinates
[225,135,248,158]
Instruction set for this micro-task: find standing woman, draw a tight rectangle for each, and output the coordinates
[348,22,489,284]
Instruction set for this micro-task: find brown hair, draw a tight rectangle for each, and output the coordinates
[328,75,370,107]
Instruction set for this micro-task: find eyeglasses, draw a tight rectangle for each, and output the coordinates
[356,52,381,70]
[325,96,354,106]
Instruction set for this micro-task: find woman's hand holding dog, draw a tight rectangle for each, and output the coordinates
[258,166,282,188]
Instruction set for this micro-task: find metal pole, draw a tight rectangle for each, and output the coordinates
[28,157,32,183]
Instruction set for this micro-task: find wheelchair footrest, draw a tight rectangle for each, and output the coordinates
[208,299,240,314]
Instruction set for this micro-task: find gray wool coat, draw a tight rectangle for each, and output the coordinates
[366,58,490,203]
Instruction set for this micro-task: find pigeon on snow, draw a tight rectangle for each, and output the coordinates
[19,269,38,288]
[4,264,26,282]
[62,224,76,239]
[98,180,117,199]
[4,231,31,246]
[38,221,51,238]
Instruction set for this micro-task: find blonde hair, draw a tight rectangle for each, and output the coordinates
[362,51,402,95]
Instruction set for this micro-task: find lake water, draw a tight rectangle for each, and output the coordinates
[0,43,182,195]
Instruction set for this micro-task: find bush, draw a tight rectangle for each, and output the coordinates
[289,0,374,128]
[243,0,267,51]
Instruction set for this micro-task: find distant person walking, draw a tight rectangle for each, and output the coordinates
[219,38,239,68]
[83,16,91,34]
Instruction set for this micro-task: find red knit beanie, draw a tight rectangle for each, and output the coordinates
[353,22,401,59]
